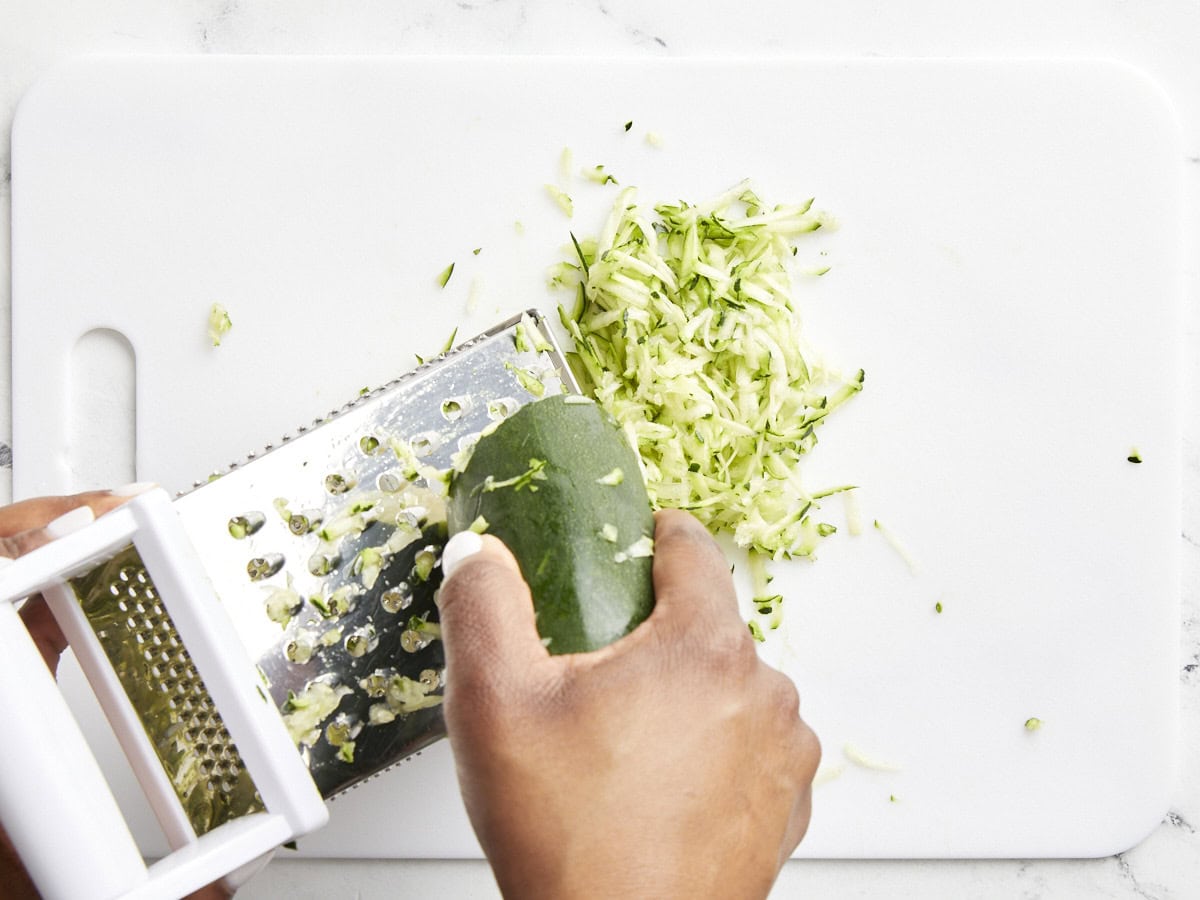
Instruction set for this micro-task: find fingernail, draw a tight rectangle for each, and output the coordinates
[441,531,484,579]
[110,481,158,497]
[45,505,96,538]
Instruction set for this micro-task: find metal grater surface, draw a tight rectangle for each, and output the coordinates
[160,310,573,800]
[68,544,264,836]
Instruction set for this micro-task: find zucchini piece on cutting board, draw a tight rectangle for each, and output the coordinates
[447,394,655,654]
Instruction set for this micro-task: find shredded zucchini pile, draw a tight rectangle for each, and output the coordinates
[556,180,862,561]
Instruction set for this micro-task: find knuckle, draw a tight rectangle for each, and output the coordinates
[766,671,802,722]
[702,623,759,676]
[654,510,728,572]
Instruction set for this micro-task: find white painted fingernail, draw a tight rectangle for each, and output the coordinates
[110,481,158,497]
[45,506,96,538]
[441,531,484,579]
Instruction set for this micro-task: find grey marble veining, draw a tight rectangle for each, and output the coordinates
[1,1,1198,896]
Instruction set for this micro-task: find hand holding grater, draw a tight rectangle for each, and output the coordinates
[0,311,574,900]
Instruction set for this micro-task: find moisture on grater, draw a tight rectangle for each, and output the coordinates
[68,545,265,836]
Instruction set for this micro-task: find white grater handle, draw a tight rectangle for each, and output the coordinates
[0,597,147,899]
[0,492,328,899]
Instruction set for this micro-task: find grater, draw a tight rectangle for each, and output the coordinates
[0,310,574,900]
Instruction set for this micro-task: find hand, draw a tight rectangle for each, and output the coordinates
[0,488,230,900]
[437,508,820,900]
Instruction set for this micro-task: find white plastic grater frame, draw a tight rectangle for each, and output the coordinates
[0,488,328,900]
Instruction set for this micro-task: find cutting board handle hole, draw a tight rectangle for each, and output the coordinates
[69,329,136,491]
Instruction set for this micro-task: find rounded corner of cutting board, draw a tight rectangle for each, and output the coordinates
[1086,794,1176,859]
[1079,57,1185,146]
[11,55,112,141]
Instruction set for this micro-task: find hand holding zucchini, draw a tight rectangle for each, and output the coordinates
[447,393,655,654]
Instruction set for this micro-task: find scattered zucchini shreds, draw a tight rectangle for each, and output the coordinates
[559,146,574,181]
[547,260,581,290]
[437,263,455,288]
[812,763,845,787]
[596,467,624,486]
[747,551,772,598]
[644,131,664,148]
[515,220,526,236]
[935,601,944,614]
[545,184,574,217]
[844,490,864,536]
[208,303,232,347]
[1024,717,1043,731]
[281,682,351,747]
[1127,447,1143,464]
[384,673,443,713]
[753,593,783,630]
[337,742,356,764]
[624,535,655,558]
[889,795,899,803]
[480,458,548,494]
[466,274,484,315]
[285,635,315,664]
[555,181,861,559]
[514,312,554,354]
[468,515,490,534]
[623,120,633,132]
[843,742,902,772]
[874,519,919,575]
[600,522,619,542]
[569,231,591,276]
[504,361,547,397]
[369,704,397,725]
[413,547,438,582]
[406,614,440,639]
[583,164,619,185]
[440,326,458,355]
[264,577,302,627]
[353,547,386,589]
[748,620,765,642]
[473,247,482,256]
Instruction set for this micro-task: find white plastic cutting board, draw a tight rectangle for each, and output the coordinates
[10,56,1182,859]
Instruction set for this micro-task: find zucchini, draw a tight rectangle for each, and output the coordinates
[447,393,655,654]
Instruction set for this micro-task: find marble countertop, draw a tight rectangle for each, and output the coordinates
[2,2,1197,897]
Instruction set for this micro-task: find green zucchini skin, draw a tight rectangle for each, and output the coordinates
[447,394,655,654]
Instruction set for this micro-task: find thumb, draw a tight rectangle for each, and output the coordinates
[437,532,548,685]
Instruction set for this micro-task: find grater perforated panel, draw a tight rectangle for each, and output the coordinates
[68,545,264,836]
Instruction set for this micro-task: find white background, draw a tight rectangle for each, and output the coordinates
[2,2,1199,898]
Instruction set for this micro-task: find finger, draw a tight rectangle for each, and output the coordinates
[0,484,154,552]
[648,509,745,636]
[437,532,549,688]
[2,485,156,672]
[17,598,67,673]
[6,505,103,672]
[781,721,821,856]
